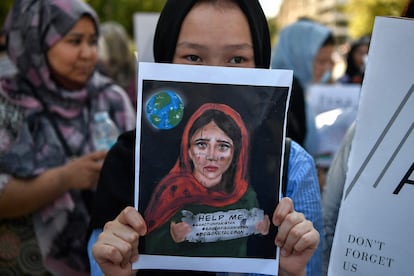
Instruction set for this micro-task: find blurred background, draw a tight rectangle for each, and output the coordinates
[0,0,408,97]
[0,0,407,47]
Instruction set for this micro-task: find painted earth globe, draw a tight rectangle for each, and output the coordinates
[146,90,184,130]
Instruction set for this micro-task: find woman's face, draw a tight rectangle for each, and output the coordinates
[313,44,334,83]
[353,44,369,70]
[47,16,98,90]
[173,1,255,68]
[189,120,234,189]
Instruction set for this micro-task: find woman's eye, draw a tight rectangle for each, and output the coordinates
[185,55,201,62]
[89,37,98,46]
[230,56,245,64]
[195,142,207,149]
[68,39,81,45]
[218,143,230,152]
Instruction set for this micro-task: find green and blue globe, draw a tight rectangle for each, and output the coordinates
[146,90,184,130]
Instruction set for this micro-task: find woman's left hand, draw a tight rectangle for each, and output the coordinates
[273,197,320,276]
[256,214,270,235]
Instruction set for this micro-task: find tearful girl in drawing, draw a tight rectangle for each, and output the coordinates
[144,103,270,257]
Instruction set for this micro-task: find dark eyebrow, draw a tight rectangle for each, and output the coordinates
[66,32,97,38]
[194,138,231,144]
[175,42,208,50]
[194,138,210,142]
[217,139,232,146]
[176,42,253,51]
[223,43,253,51]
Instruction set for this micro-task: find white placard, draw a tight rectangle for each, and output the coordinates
[133,62,294,275]
[133,13,159,62]
[306,84,361,166]
[328,16,414,276]
[307,83,361,115]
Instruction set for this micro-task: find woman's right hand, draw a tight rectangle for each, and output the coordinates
[92,206,147,276]
[170,221,192,243]
[59,150,107,190]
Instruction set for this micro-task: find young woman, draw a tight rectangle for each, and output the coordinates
[271,18,335,152]
[90,1,322,275]
[337,37,370,84]
[271,18,336,189]
[0,0,135,274]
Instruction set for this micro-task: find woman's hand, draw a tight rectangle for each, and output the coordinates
[92,206,147,276]
[273,197,320,276]
[59,150,107,190]
[170,221,192,243]
[256,214,270,235]
[0,150,108,218]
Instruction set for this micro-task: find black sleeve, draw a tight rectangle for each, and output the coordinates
[286,76,307,146]
[89,129,136,229]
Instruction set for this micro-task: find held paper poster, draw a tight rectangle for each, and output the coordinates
[328,17,414,275]
[306,84,361,167]
[133,62,293,275]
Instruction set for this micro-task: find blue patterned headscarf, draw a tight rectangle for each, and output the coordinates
[271,19,332,88]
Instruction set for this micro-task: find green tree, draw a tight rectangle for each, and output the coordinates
[0,0,13,29]
[267,17,279,47]
[345,0,406,38]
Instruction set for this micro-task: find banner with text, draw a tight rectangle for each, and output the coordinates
[328,16,414,276]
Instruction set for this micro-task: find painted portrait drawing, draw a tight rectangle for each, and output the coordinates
[134,62,293,275]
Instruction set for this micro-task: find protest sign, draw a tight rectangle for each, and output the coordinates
[133,13,159,62]
[306,83,361,116]
[328,16,414,276]
[133,62,292,275]
[306,84,361,167]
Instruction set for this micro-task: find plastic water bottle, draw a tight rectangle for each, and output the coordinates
[92,111,119,151]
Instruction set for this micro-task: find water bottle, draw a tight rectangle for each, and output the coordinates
[92,111,120,151]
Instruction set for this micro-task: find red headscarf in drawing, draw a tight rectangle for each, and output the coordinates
[144,103,249,233]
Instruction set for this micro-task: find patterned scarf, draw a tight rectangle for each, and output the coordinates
[1,0,110,116]
[0,0,127,274]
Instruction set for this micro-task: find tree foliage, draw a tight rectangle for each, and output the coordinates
[267,17,279,47]
[0,1,13,29]
[1,0,408,43]
[345,0,407,38]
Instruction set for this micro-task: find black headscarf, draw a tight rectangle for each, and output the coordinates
[90,0,272,234]
[153,0,271,69]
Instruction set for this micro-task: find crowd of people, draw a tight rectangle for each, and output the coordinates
[0,0,411,275]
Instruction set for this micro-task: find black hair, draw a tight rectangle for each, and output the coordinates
[322,33,335,46]
[345,36,370,78]
[402,0,414,18]
[188,109,242,193]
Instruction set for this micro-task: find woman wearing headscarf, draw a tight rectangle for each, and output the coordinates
[338,36,370,84]
[271,18,335,150]
[0,0,135,274]
[89,1,322,275]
